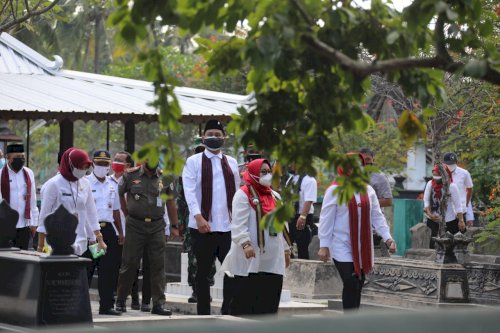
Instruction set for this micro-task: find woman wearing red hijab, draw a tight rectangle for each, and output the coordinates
[423,164,465,248]
[221,158,291,315]
[318,153,396,311]
[37,148,106,256]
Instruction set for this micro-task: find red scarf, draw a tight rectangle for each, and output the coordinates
[201,152,236,221]
[1,165,32,220]
[333,152,372,275]
[241,159,276,214]
[431,164,453,201]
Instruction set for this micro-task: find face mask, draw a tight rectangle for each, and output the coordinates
[259,174,273,187]
[0,158,5,169]
[10,157,25,172]
[447,164,457,172]
[112,162,126,174]
[203,137,224,151]
[72,168,87,179]
[432,176,442,180]
[93,165,110,178]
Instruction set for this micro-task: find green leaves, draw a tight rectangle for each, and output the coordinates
[464,60,489,78]
[398,110,427,146]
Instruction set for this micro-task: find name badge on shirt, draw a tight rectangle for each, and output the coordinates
[157,197,162,207]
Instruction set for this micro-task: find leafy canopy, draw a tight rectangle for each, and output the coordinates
[109,0,499,227]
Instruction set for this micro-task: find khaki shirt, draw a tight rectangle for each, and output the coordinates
[119,166,171,221]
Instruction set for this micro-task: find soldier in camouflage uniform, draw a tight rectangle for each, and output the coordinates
[177,138,216,303]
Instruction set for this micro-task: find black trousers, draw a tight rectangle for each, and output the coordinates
[12,227,30,250]
[230,273,283,316]
[190,228,234,315]
[288,214,313,259]
[333,259,365,311]
[84,223,121,310]
[426,219,461,249]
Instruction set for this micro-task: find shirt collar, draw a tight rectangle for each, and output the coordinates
[88,172,108,184]
[204,149,223,159]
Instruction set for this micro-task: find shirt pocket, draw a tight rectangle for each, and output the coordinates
[59,189,77,214]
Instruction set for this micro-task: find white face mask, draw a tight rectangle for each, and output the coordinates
[259,174,273,187]
[93,165,110,178]
[447,164,457,172]
[72,168,87,179]
[432,176,442,180]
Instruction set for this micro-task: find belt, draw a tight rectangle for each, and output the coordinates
[129,215,162,223]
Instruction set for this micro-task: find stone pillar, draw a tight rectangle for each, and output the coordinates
[406,144,427,190]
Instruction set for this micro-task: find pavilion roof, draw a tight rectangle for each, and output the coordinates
[0,32,253,123]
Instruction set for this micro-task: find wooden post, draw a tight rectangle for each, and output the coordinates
[59,119,74,153]
[124,120,135,153]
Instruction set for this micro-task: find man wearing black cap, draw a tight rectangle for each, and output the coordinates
[443,152,474,226]
[0,144,39,249]
[182,119,240,315]
[85,150,124,315]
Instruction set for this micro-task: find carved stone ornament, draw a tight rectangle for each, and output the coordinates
[44,205,78,255]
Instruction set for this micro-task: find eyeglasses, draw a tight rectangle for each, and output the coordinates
[260,169,272,175]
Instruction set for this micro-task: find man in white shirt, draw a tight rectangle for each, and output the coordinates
[182,119,240,315]
[443,152,474,226]
[86,150,124,316]
[286,166,317,259]
[0,144,39,250]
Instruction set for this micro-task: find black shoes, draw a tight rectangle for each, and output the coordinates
[99,308,122,316]
[151,304,172,316]
[188,293,197,303]
[131,301,140,310]
[115,300,127,313]
[141,303,151,312]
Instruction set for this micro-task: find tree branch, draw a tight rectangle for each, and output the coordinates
[301,34,500,85]
[0,0,60,33]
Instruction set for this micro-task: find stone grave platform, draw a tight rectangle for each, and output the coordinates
[362,257,470,308]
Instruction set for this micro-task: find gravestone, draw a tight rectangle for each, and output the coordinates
[283,259,342,299]
[0,204,92,327]
[410,223,432,249]
[0,200,20,250]
[308,235,320,260]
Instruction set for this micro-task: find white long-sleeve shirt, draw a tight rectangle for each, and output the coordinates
[37,174,100,256]
[220,189,286,276]
[290,174,317,214]
[182,150,240,232]
[423,181,463,222]
[318,185,392,263]
[0,165,39,228]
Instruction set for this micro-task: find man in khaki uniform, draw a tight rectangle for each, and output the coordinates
[115,161,179,315]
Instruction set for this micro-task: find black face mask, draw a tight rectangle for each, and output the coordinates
[10,158,25,172]
[204,137,224,151]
